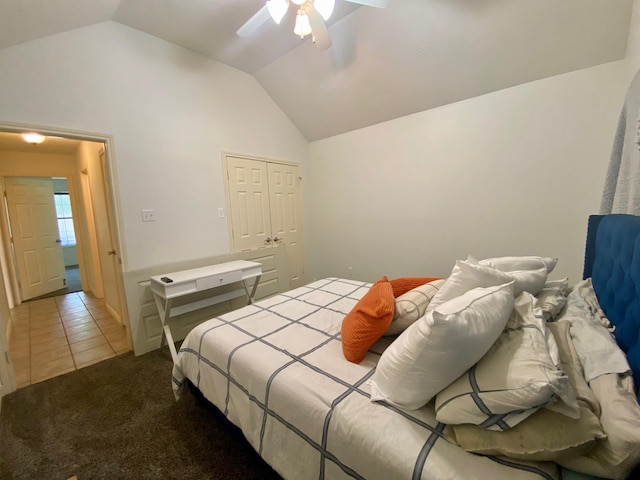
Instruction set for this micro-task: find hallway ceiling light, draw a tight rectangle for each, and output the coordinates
[21,132,45,144]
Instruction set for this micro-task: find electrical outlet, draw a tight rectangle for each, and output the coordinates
[348,266,353,277]
[218,207,225,218]
[142,209,156,222]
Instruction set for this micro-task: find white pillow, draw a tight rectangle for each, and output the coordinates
[435,292,576,429]
[478,255,558,274]
[427,259,512,313]
[469,255,548,296]
[369,281,515,410]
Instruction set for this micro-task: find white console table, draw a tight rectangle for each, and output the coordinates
[150,260,262,363]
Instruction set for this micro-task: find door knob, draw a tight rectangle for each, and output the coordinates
[273,237,282,242]
[264,237,272,244]
[55,239,61,244]
[107,250,116,256]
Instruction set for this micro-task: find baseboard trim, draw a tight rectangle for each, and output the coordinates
[105,303,121,325]
[5,319,11,347]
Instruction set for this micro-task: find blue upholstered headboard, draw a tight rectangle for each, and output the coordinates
[584,214,640,393]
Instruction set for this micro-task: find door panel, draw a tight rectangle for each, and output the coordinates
[227,156,273,252]
[267,163,305,288]
[5,177,66,300]
[16,205,33,237]
[271,192,284,236]
[24,251,42,285]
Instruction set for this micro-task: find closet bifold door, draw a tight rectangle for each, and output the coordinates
[224,154,306,289]
[225,156,273,252]
[266,163,305,288]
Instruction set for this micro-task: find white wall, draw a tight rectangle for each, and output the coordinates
[304,1,640,287]
[306,59,631,285]
[0,21,309,273]
[627,0,640,72]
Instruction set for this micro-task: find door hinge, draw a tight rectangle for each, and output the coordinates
[4,351,10,364]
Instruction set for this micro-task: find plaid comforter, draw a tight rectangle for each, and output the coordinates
[172,278,559,480]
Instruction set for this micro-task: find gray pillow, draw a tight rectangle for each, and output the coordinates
[435,292,576,429]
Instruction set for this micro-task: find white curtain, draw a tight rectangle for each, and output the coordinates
[601,68,640,215]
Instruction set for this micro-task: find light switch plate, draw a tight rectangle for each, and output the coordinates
[142,209,156,222]
[218,207,225,218]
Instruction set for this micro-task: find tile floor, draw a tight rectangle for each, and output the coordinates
[8,291,130,388]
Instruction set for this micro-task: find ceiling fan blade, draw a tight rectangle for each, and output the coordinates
[344,0,389,8]
[308,6,332,50]
[236,5,271,37]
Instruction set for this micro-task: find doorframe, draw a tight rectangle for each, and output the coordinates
[0,121,131,395]
[221,151,300,254]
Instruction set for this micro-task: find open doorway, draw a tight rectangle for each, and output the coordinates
[0,127,130,395]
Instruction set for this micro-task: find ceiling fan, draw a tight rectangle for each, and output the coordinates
[236,0,389,50]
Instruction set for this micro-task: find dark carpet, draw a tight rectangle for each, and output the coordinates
[0,351,283,480]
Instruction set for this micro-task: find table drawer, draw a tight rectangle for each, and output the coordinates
[195,269,243,291]
[152,279,198,298]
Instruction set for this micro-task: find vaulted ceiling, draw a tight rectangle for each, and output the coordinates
[0,0,633,141]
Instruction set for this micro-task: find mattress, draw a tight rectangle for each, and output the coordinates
[172,277,559,480]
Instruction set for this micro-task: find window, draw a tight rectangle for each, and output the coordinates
[54,193,76,246]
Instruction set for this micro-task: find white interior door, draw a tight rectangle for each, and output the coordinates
[267,163,305,288]
[226,156,273,252]
[96,150,122,322]
[225,155,306,289]
[5,177,66,300]
[79,172,104,297]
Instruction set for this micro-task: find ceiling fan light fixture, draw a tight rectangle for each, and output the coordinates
[266,0,289,24]
[314,0,335,21]
[238,0,387,47]
[21,132,45,144]
[294,10,312,38]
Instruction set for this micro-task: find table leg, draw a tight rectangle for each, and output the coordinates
[153,294,177,363]
[241,275,261,304]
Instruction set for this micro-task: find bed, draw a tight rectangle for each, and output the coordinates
[172,214,640,480]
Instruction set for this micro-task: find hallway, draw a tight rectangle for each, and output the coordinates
[8,292,130,388]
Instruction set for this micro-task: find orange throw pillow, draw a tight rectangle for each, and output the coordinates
[389,277,442,298]
[341,276,395,364]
